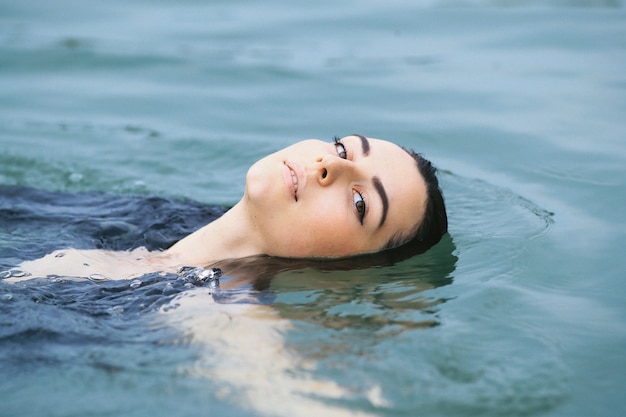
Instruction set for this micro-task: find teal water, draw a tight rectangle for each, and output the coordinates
[1,1,626,416]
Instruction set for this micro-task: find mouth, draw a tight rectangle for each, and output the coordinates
[283,162,299,201]
[283,160,306,202]
[289,167,299,197]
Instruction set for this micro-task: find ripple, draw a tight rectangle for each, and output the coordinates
[445,171,554,242]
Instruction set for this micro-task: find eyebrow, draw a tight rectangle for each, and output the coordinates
[372,176,388,228]
[353,133,370,156]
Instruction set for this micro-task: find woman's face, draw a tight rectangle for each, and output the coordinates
[243,135,427,258]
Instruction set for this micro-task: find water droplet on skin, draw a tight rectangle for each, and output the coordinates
[55,252,65,258]
[89,273,108,281]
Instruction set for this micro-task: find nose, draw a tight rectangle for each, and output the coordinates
[314,154,352,186]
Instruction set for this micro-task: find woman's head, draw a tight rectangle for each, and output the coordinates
[243,134,447,259]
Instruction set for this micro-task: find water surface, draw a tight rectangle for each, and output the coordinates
[1,1,625,416]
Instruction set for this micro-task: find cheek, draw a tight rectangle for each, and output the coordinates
[257,187,365,258]
[280,213,361,257]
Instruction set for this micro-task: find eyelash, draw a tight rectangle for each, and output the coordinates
[333,136,366,224]
[333,136,347,159]
[354,191,366,225]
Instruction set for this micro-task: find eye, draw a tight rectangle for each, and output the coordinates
[353,191,366,225]
[333,136,347,159]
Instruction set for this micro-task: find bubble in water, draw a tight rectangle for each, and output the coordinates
[0,269,31,279]
[107,305,124,316]
[163,282,177,296]
[1,293,14,302]
[68,172,83,183]
[130,279,142,289]
[176,266,222,286]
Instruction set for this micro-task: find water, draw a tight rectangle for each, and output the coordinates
[1,0,625,416]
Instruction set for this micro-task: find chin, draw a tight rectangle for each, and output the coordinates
[244,171,282,216]
[244,162,267,200]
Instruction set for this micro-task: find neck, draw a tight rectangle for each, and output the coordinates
[165,200,263,267]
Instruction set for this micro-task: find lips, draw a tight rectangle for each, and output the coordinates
[283,161,306,201]
[290,167,298,193]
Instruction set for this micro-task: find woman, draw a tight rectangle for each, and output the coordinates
[2,135,450,417]
[13,134,447,280]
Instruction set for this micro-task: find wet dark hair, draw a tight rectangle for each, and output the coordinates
[212,233,457,292]
[383,149,448,253]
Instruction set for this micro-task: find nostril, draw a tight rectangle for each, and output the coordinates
[322,169,327,179]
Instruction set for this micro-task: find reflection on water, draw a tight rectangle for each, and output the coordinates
[269,234,457,332]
